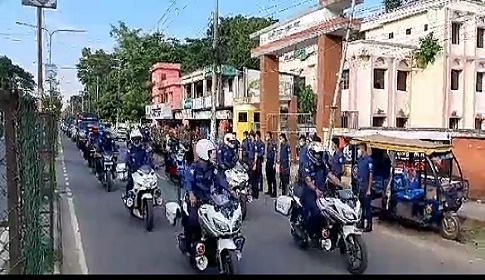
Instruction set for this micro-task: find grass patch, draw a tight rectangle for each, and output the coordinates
[460,218,485,259]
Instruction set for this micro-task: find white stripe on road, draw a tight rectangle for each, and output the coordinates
[60,139,89,274]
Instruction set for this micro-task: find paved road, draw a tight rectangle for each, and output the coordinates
[59,135,485,274]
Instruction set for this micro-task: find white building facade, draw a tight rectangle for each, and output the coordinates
[279,0,485,130]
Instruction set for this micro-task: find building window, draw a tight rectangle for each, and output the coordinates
[238,112,248,123]
[475,118,483,130]
[451,69,461,90]
[448,118,459,129]
[372,117,386,127]
[373,69,386,89]
[388,32,394,39]
[405,28,412,35]
[341,69,350,90]
[397,70,408,91]
[341,111,358,129]
[341,114,349,128]
[452,22,461,45]
[228,78,234,92]
[161,73,167,80]
[424,24,428,31]
[253,112,260,123]
[477,28,485,48]
[396,117,408,128]
[477,72,484,92]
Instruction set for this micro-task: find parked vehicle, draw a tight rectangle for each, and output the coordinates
[346,134,469,240]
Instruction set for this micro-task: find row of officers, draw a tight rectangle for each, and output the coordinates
[225,131,346,199]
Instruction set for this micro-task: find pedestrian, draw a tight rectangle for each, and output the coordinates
[297,135,308,184]
[265,131,277,197]
[356,143,373,232]
[254,130,265,195]
[232,131,240,159]
[278,133,291,196]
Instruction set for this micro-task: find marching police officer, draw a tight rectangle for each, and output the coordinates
[265,131,277,197]
[278,133,291,196]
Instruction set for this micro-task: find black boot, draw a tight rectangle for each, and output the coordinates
[363,219,373,232]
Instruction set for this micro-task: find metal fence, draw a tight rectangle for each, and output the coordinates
[0,83,58,274]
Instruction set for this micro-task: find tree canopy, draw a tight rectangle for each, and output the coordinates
[76,15,276,122]
[0,55,36,92]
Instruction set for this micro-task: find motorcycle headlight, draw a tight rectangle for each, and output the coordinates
[213,218,230,232]
[342,209,357,220]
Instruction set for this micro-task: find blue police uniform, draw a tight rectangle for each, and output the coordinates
[124,145,154,194]
[265,140,277,196]
[331,150,345,180]
[254,139,265,196]
[279,141,291,195]
[356,155,373,230]
[298,144,308,182]
[301,160,328,238]
[234,139,240,156]
[241,138,250,164]
[182,160,230,248]
[217,144,238,171]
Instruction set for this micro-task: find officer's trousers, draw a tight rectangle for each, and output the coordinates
[251,158,263,199]
[265,160,276,196]
[181,199,202,251]
[301,185,322,238]
[280,166,290,195]
[358,186,373,229]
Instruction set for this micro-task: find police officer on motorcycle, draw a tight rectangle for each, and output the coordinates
[300,141,347,245]
[123,129,154,198]
[95,129,118,179]
[182,139,230,254]
[87,125,101,159]
[217,133,238,172]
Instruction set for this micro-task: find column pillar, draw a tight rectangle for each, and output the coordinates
[316,34,343,140]
[260,54,280,135]
[288,96,298,161]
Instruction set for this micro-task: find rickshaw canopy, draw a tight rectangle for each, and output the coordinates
[348,135,453,155]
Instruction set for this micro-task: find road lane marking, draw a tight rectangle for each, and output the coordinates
[59,138,89,274]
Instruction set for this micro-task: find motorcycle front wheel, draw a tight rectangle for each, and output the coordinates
[345,234,368,275]
[240,196,247,221]
[106,171,113,192]
[222,250,239,275]
[144,198,154,232]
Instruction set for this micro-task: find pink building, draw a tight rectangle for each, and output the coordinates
[150,63,182,110]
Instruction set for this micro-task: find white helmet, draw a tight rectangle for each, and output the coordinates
[224,133,236,148]
[130,129,143,147]
[196,139,217,162]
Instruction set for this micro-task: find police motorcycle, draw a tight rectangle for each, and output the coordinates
[165,191,245,274]
[99,151,117,192]
[122,164,163,231]
[166,143,189,185]
[275,182,368,275]
[225,161,251,220]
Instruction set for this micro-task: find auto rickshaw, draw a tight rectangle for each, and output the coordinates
[347,135,469,240]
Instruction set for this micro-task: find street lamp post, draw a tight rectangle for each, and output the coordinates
[15,21,86,98]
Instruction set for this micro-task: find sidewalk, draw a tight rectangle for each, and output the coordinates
[458,201,485,223]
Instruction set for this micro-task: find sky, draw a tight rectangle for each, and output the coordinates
[0,0,380,106]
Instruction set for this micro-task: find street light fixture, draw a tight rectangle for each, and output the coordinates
[15,21,86,64]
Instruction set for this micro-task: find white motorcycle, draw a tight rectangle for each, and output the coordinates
[165,192,245,274]
[275,186,368,274]
[225,162,251,220]
[122,165,163,231]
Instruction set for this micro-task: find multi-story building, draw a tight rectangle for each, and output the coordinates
[277,0,485,130]
[177,65,238,135]
[146,63,182,120]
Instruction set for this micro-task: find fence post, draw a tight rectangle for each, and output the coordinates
[0,84,22,274]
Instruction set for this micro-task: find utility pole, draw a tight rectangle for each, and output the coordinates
[209,0,219,142]
[95,75,99,115]
[116,60,121,125]
[36,7,44,110]
[325,0,357,150]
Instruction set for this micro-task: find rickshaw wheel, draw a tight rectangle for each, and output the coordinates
[440,212,461,240]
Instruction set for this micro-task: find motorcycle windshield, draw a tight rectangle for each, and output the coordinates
[139,165,152,174]
[211,193,231,207]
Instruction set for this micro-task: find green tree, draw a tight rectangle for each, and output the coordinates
[297,85,317,118]
[383,0,403,12]
[0,55,36,92]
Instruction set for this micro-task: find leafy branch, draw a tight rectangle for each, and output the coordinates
[415,33,442,68]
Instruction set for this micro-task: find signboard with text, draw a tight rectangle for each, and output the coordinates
[22,0,57,9]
